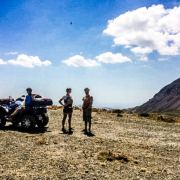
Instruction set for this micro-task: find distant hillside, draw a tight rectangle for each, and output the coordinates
[132,77,180,113]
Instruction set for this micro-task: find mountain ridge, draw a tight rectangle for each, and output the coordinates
[132,77,180,113]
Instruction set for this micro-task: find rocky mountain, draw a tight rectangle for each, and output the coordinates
[133,77,180,113]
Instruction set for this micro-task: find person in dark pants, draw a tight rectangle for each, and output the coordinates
[82,87,93,134]
[59,88,73,132]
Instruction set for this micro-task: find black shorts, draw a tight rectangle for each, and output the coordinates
[83,110,92,121]
[63,107,73,113]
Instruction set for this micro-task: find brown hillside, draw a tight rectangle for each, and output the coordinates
[133,77,180,113]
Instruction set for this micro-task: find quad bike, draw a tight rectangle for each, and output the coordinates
[0,95,53,130]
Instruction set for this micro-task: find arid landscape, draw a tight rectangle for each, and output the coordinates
[0,109,180,180]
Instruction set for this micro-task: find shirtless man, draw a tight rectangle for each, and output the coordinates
[82,87,93,134]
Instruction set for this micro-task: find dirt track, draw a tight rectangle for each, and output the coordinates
[0,110,180,180]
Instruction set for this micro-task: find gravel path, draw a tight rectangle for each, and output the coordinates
[0,110,179,180]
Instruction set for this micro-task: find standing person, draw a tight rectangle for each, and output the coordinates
[59,88,73,132]
[10,88,39,117]
[82,87,93,134]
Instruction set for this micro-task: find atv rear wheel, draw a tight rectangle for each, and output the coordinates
[21,115,36,130]
[37,113,49,128]
[0,115,6,127]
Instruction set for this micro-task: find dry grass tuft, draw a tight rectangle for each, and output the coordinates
[99,162,106,166]
[140,168,147,172]
[161,115,179,123]
[48,105,63,110]
[97,151,129,162]
[134,113,179,123]
[117,113,123,117]
[133,160,139,164]
[149,114,163,121]
[47,106,52,109]
[25,134,35,138]
[35,139,47,145]
[135,113,149,117]
[73,106,80,110]
[111,109,124,113]
[92,108,99,112]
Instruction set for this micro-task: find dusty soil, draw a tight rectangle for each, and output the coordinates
[0,110,180,180]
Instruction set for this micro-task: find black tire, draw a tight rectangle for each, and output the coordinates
[21,115,36,130]
[37,113,49,128]
[0,115,6,127]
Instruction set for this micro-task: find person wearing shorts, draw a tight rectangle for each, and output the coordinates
[82,87,93,134]
[59,88,73,132]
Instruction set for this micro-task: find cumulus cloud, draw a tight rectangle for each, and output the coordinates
[0,59,7,65]
[8,54,52,68]
[96,52,132,63]
[62,55,101,67]
[130,47,152,54]
[5,52,18,55]
[125,45,132,48]
[138,56,148,61]
[103,4,180,56]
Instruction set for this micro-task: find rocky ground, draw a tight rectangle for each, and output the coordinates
[0,110,180,180]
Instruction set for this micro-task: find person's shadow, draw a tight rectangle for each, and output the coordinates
[83,131,95,137]
[59,128,74,135]
[67,130,73,135]
[0,124,48,134]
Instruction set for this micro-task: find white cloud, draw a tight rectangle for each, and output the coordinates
[80,52,82,55]
[130,47,152,54]
[5,52,18,55]
[125,45,132,48]
[62,55,101,67]
[8,54,52,68]
[96,52,132,63]
[138,56,148,61]
[104,4,180,56]
[158,57,170,61]
[0,59,7,65]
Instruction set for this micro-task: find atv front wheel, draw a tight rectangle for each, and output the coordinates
[37,113,49,128]
[21,115,36,130]
[0,115,6,127]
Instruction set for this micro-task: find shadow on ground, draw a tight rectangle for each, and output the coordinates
[0,124,48,134]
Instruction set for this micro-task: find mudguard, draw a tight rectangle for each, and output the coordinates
[31,98,53,106]
[0,106,8,116]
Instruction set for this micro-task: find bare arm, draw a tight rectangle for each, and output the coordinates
[32,94,39,99]
[59,97,64,106]
[81,97,84,110]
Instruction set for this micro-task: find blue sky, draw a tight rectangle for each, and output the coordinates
[0,0,180,108]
